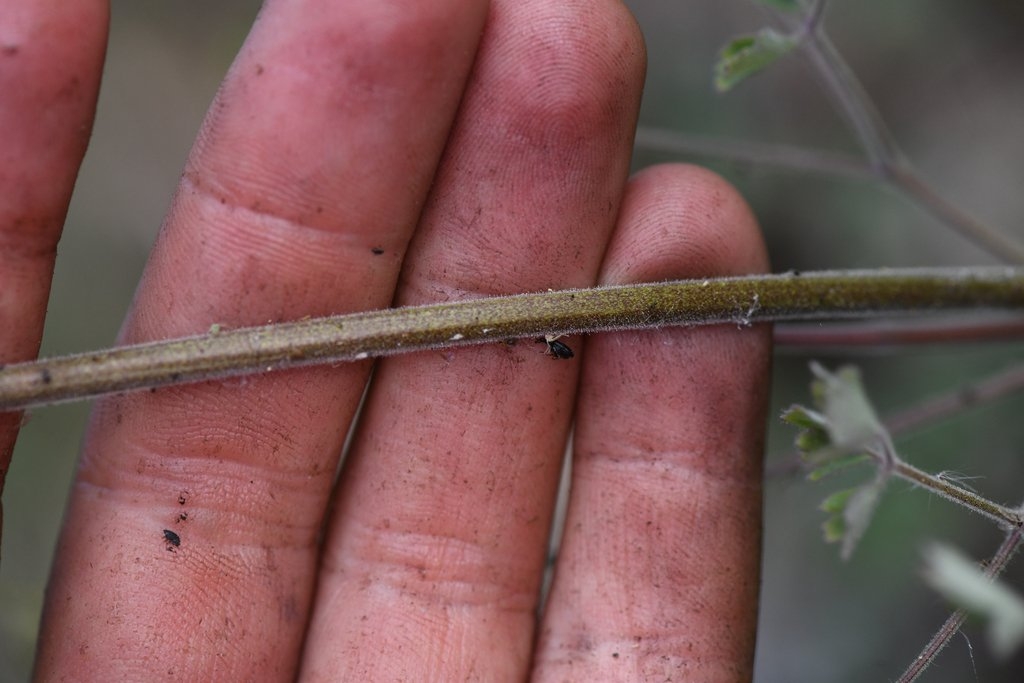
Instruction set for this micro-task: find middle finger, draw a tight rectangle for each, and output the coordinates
[300,0,646,679]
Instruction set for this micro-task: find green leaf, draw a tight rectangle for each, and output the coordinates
[821,513,846,544]
[713,28,799,92]
[923,543,1024,658]
[784,363,896,559]
[806,452,870,481]
[820,488,854,514]
[780,405,827,431]
[816,477,887,560]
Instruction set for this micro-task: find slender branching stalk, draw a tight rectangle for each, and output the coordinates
[1,267,1021,410]
[785,3,1024,263]
[891,459,1022,529]
[896,525,1024,683]
[633,127,873,180]
[774,318,1024,348]
[883,363,1024,436]
[639,1,1024,263]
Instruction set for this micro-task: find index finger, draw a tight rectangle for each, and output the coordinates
[35,2,489,679]
[0,0,107,548]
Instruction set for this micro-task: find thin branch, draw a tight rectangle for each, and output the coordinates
[0,268,1022,410]
[896,525,1024,683]
[802,0,828,35]
[636,124,1024,263]
[891,459,1022,529]
[796,25,901,171]
[774,318,1024,348]
[883,363,1024,436]
[794,18,1024,264]
[889,165,1024,265]
[633,127,873,181]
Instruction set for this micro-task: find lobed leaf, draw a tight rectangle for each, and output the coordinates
[809,362,885,451]
[785,363,897,559]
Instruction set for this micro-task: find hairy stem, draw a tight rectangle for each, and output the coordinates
[891,459,1023,528]
[0,268,1022,410]
[896,525,1024,683]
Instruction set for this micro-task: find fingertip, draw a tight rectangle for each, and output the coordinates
[600,163,769,285]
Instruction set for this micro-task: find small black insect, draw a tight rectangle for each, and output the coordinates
[371,246,385,255]
[536,335,574,360]
[163,529,181,548]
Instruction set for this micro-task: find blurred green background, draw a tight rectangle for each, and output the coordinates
[2,1,1024,680]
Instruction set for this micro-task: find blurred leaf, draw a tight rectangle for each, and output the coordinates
[839,476,887,560]
[714,28,799,92]
[923,543,1024,658]
[781,405,831,453]
[786,363,896,560]
[816,477,887,560]
[809,362,885,450]
[822,512,846,544]
[780,404,827,431]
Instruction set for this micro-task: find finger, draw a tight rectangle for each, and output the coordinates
[0,0,107,544]
[36,1,488,679]
[299,1,645,679]
[534,164,772,681]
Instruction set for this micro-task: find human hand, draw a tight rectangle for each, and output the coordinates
[3,1,771,680]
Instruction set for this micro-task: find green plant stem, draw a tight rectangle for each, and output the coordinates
[1,268,1022,411]
[896,525,1024,683]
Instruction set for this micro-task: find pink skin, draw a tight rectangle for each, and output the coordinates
[2,0,770,680]
[0,0,108,546]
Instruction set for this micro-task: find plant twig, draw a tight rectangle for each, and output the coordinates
[795,21,901,172]
[896,525,1024,683]
[774,318,1024,348]
[883,362,1024,436]
[791,13,1024,263]
[892,459,1022,529]
[888,164,1024,264]
[633,127,873,181]
[0,268,1022,410]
